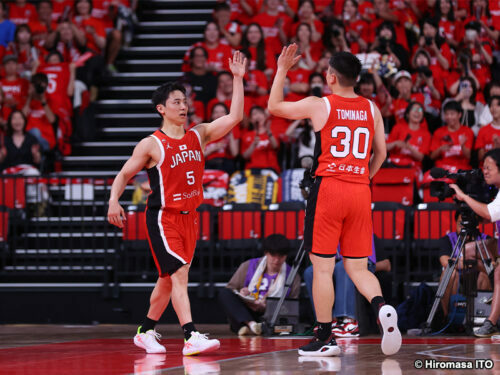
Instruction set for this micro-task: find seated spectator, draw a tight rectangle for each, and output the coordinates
[370,21,409,73]
[356,72,392,119]
[323,19,350,53]
[430,100,474,172]
[251,0,292,56]
[0,1,15,48]
[35,50,75,154]
[479,81,500,127]
[387,101,431,174]
[303,236,391,337]
[391,70,424,124]
[182,21,233,73]
[436,0,460,49]
[212,2,242,48]
[241,22,276,82]
[28,0,58,45]
[203,102,238,175]
[476,96,500,163]
[437,212,492,321]
[51,0,72,23]
[342,0,370,53]
[183,46,217,107]
[23,72,59,152]
[291,23,319,71]
[0,54,29,121]
[415,17,453,72]
[241,49,268,109]
[218,234,301,336]
[240,106,280,173]
[447,76,486,134]
[7,24,41,79]
[371,0,408,51]
[290,0,323,52]
[227,0,260,25]
[0,109,40,170]
[8,0,37,26]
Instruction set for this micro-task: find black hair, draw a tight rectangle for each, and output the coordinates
[329,51,362,87]
[403,101,425,123]
[443,100,463,114]
[213,2,230,12]
[204,21,220,40]
[298,119,313,147]
[216,70,232,83]
[436,0,455,22]
[32,72,48,85]
[484,80,500,103]
[459,76,477,105]
[14,24,32,44]
[46,50,64,63]
[5,110,27,137]
[74,0,92,14]
[421,17,444,48]
[485,148,500,170]
[210,102,229,120]
[295,22,312,41]
[151,82,186,116]
[189,46,208,60]
[357,72,375,86]
[241,23,267,71]
[308,72,325,85]
[376,21,396,42]
[470,0,490,18]
[262,234,290,256]
[488,95,500,107]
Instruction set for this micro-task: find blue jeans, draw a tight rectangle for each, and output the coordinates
[304,259,376,320]
[28,128,50,151]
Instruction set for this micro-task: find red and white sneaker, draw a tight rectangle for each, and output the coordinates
[330,319,342,336]
[183,332,220,356]
[134,328,166,354]
[335,318,360,338]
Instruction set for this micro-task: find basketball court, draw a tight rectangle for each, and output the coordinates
[1,325,499,374]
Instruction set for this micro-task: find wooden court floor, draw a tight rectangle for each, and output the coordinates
[1,324,500,374]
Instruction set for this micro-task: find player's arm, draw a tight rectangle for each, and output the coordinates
[268,44,327,130]
[369,104,387,179]
[194,51,246,146]
[108,137,155,228]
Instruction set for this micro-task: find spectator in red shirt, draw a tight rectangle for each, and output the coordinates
[7,24,42,79]
[476,96,500,163]
[323,20,351,53]
[22,72,58,152]
[356,72,392,120]
[28,0,58,45]
[291,0,323,51]
[371,0,408,51]
[8,0,37,26]
[415,17,453,72]
[51,0,72,23]
[430,100,474,172]
[213,2,242,48]
[343,0,370,52]
[391,70,425,123]
[370,21,410,72]
[241,49,268,108]
[0,54,29,121]
[241,22,276,81]
[251,0,292,56]
[241,105,280,173]
[291,23,319,70]
[204,102,239,175]
[228,0,260,25]
[183,21,233,73]
[436,0,460,49]
[387,101,431,172]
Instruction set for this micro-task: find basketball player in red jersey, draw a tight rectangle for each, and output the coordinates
[107,51,246,355]
[269,44,401,356]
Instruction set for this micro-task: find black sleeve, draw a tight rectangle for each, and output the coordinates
[437,235,453,258]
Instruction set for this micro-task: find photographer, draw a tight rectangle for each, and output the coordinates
[369,21,409,72]
[416,17,452,71]
[450,148,500,337]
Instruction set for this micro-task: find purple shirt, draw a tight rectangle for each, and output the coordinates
[244,257,292,297]
[447,231,489,258]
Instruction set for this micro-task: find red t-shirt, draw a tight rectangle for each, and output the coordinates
[246,45,276,74]
[388,122,431,168]
[182,41,233,73]
[72,16,107,53]
[92,0,131,28]
[244,69,268,108]
[430,125,474,171]
[28,20,59,38]
[26,100,57,149]
[251,12,292,56]
[37,62,72,114]
[475,123,500,152]
[240,129,280,172]
[206,96,254,121]
[392,94,425,122]
[8,3,37,25]
[229,0,261,25]
[0,77,29,119]
[51,1,73,22]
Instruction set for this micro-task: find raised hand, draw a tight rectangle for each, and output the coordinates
[228,50,247,78]
[277,43,301,72]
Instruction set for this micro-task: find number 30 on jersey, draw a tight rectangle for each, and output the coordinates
[330,126,370,159]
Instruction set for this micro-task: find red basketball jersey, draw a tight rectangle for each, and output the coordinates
[314,94,375,184]
[146,129,205,211]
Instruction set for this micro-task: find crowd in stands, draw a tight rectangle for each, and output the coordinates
[0,0,138,174]
[182,0,500,194]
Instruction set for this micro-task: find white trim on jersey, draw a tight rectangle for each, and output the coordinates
[369,100,375,119]
[190,128,202,148]
[323,96,331,117]
[157,209,187,265]
[150,135,165,168]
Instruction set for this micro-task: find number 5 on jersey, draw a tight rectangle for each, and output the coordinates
[186,171,195,185]
[330,126,370,159]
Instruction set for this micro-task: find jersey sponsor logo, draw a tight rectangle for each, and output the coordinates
[171,189,200,202]
[336,109,368,121]
[326,162,365,175]
[173,193,182,201]
[170,149,202,168]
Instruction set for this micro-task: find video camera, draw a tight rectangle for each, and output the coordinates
[430,167,494,229]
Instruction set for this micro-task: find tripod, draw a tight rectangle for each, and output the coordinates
[421,218,495,335]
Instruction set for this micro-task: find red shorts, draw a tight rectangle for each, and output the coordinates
[146,208,199,276]
[304,177,372,258]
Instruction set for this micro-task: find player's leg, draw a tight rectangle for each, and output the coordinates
[341,183,401,355]
[299,177,341,357]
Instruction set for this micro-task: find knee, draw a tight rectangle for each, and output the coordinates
[112,29,122,42]
[171,265,190,285]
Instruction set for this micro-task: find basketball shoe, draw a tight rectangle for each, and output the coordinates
[298,334,341,357]
[134,328,166,354]
[183,332,220,356]
[378,305,402,355]
[334,318,360,338]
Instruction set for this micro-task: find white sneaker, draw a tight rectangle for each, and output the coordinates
[134,328,166,354]
[248,321,262,335]
[238,325,251,336]
[183,331,220,356]
[379,305,402,355]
